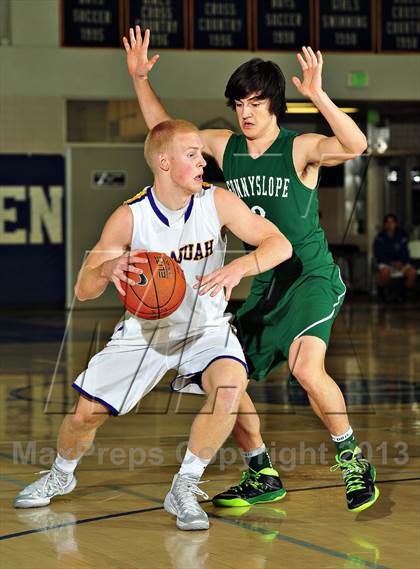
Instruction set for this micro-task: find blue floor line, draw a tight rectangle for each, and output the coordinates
[0,478,397,569]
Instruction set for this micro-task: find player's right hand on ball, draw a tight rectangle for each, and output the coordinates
[101,250,147,296]
[123,25,160,80]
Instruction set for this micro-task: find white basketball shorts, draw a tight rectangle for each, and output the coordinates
[72,321,247,416]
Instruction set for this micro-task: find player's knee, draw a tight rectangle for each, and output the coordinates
[215,388,243,414]
[292,362,323,392]
[209,375,248,412]
[70,405,109,431]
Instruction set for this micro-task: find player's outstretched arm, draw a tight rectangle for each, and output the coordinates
[195,188,292,300]
[75,205,146,301]
[292,46,367,168]
[123,25,231,165]
[123,26,170,130]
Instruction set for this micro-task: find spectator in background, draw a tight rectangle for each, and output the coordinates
[374,214,417,299]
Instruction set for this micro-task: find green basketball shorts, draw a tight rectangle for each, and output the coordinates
[235,264,346,381]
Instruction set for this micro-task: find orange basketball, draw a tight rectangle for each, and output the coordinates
[119,251,186,320]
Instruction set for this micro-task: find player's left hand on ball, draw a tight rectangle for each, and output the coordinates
[194,266,242,301]
[102,249,148,295]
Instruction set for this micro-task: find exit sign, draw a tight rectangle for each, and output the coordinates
[348,71,369,88]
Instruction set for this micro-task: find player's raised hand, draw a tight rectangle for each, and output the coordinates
[101,250,147,296]
[292,46,323,99]
[194,263,245,301]
[123,25,160,80]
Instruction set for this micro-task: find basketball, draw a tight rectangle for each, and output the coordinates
[119,251,186,320]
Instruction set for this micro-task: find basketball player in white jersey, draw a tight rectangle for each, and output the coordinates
[14,120,292,531]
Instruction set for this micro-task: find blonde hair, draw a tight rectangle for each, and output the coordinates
[144,119,199,171]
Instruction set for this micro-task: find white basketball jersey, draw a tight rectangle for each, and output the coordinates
[123,184,229,342]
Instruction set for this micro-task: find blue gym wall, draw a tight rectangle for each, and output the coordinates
[0,155,65,304]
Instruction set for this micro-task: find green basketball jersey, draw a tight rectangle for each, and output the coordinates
[222,128,334,281]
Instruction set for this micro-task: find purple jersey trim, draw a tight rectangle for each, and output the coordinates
[184,196,194,223]
[147,187,170,227]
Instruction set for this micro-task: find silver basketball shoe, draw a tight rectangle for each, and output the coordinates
[164,473,209,531]
[14,464,77,508]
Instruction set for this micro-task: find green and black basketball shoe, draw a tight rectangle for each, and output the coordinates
[212,467,286,507]
[330,447,380,512]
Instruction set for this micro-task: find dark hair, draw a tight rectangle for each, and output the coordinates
[383,213,398,225]
[224,58,287,124]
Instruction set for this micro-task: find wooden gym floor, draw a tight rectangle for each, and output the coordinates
[0,300,419,569]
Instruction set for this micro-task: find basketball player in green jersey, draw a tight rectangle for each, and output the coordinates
[124,26,379,512]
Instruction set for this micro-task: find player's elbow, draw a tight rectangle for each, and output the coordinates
[347,134,368,156]
[74,283,89,302]
[356,134,368,155]
[284,241,293,262]
[279,236,293,262]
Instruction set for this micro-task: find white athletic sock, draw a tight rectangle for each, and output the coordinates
[54,453,80,475]
[179,448,211,479]
[243,444,267,461]
[331,426,353,443]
